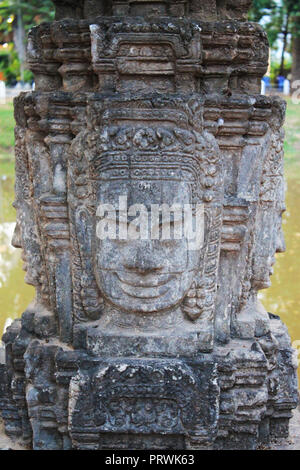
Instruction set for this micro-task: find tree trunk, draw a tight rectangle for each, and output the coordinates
[279,14,290,76]
[291,18,300,91]
[12,3,26,82]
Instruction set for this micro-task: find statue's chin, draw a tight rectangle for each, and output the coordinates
[105,295,181,314]
[97,269,195,314]
[253,278,271,290]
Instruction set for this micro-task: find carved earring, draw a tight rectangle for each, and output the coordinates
[182,280,205,320]
[81,281,104,320]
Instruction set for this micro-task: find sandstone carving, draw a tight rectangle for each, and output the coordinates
[0,0,298,450]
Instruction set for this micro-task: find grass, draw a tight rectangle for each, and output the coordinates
[0,97,300,178]
[283,97,300,179]
[0,101,14,161]
[0,159,14,177]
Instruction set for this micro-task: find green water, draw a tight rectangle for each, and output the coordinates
[0,171,35,337]
[259,178,300,366]
[0,162,299,385]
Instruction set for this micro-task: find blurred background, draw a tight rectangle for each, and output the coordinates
[0,1,300,383]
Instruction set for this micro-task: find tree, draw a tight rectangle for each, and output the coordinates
[290,10,300,87]
[248,0,276,23]
[250,0,300,80]
[0,0,54,82]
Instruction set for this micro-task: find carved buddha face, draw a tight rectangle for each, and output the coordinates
[252,203,285,290]
[70,100,221,324]
[94,179,202,314]
[12,201,41,287]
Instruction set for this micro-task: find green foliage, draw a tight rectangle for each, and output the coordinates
[1,43,19,83]
[249,0,300,75]
[0,0,55,84]
[250,0,300,45]
[249,0,276,23]
[0,0,55,33]
[0,42,33,84]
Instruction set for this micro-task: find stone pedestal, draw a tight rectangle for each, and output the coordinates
[69,357,219,449]
[0,0,298,450]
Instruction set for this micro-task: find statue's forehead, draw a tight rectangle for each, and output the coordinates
[98,179,192,205]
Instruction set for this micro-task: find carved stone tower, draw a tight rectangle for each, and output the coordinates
[0,0,298,450]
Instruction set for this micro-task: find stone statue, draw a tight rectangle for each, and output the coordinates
[0,0,298,450]
[68,96,222,356]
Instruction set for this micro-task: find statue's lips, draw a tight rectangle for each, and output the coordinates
[115,272,175,299]
[116,271,174,288]
[119,282,170,299]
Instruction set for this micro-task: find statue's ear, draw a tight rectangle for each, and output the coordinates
[75,207,92,258]
[182,281,205,321]
[75,207,104,320]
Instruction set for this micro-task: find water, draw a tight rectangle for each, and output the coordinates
[0,172,35,338]
[259,178,300,361]
[0,163,299,384]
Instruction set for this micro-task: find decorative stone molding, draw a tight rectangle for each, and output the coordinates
[1,0,298,450]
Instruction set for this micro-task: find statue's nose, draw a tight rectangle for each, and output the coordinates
[124,243,163,274]
[11,222,22,249]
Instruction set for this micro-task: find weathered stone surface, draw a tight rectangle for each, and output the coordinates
[52,0,252,21]
[27,18,268,94]
[69,357,219,449]
[0,0,298,450]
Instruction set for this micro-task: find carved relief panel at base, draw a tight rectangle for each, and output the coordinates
[0,0,298,450]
